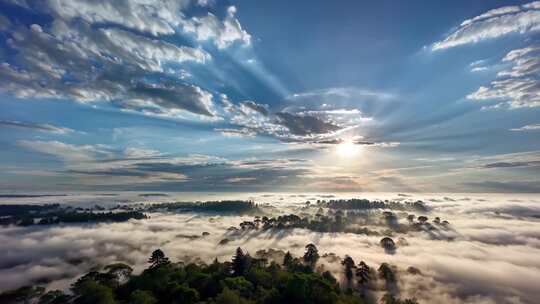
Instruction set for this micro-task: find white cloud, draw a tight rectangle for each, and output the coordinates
[0,0,252,118]
[17,140,113,162]
[510,123,540,131]
[432,1,540,50]
[467,45,540,108]
[182,6,251,49]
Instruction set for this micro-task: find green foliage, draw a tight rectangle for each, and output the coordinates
[73,280,116,304]
[149,200,259,214]
[148,249,170,268]
[129,290,157,304]
[0,285,45,304]
[303,243,320,270]
[1,246,427,304]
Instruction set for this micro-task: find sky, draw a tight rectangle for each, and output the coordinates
[0,0,539,193]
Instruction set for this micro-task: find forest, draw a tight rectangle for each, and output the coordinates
[0,244,419,304]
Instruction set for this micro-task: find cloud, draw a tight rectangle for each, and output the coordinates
[467,45,540,108]
[182,6,251,49]
[214,128,257,138]
[16,140,113,162]
[274,112,341,136]
[14,139,317,189]
[218,95,361,144]
[510,123,540,131]
[432,1,540,50]
[481,161,540,169]
[0,193,539,304]
[0,0,251,118]
[0,120,74,134]
[462,180,540,193]
[287,87,395,101]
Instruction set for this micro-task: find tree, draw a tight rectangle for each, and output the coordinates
[73,280,116,304]
[129,290,157,304]
[0,286,45,304]
[380,237,396,253]
[356,261,371,287]
[406,214,415,223]
[341,256,355,287]
[378,263,396,284]
[148,249,170,268]
[232,247,248,276]
[303,243,319,270]
[283,251,293,269]
[169,284,199,304]
[417,216,428,224]
[38,290,70,304]
[104,263,133,286]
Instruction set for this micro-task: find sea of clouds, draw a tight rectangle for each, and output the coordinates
[0,192,539,304]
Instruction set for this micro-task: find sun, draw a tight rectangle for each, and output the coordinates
[336,139,360,157]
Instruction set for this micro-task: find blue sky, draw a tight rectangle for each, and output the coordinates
[0,0,539,192]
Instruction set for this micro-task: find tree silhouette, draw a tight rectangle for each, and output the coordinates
[303,243,319,270]
[341,255,355,287]
[148,249,170,268]
[417,216,428,224]
[283,251,293,269]
[380,237,396,254]
[356,261,371,287]
[378,263,396,284]
[232,247,249,276]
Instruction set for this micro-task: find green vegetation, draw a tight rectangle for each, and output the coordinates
[322,199,428,212]
[0,245,419,304]
[147,200,259,214]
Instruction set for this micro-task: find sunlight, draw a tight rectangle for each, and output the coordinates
[336,139,361,157]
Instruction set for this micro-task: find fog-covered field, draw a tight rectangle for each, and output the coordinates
[1,192,539,304]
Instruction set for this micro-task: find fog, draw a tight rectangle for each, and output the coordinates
[0,192,538,304]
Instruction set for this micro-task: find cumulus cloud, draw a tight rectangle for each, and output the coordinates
[182,6,252,49]
[0,0,252,118]
[467,45,540,108]
[218,94,361,144]
[432,1,540,50]
[0,120,74,134]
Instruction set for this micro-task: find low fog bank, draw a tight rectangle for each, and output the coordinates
[0,193,539,303]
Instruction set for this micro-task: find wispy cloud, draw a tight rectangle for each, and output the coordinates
[510,123,540,131]
[0,120,74,134]
[432,1,540,50]
[16,140,113,162]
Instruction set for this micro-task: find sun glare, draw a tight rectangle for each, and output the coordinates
[336,139,360,157]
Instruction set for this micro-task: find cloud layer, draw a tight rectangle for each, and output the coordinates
[0,192,539,304]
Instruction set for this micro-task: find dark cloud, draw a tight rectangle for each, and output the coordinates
[275,112,341,136]
[241,101,269,116]
[482,161,540,169]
